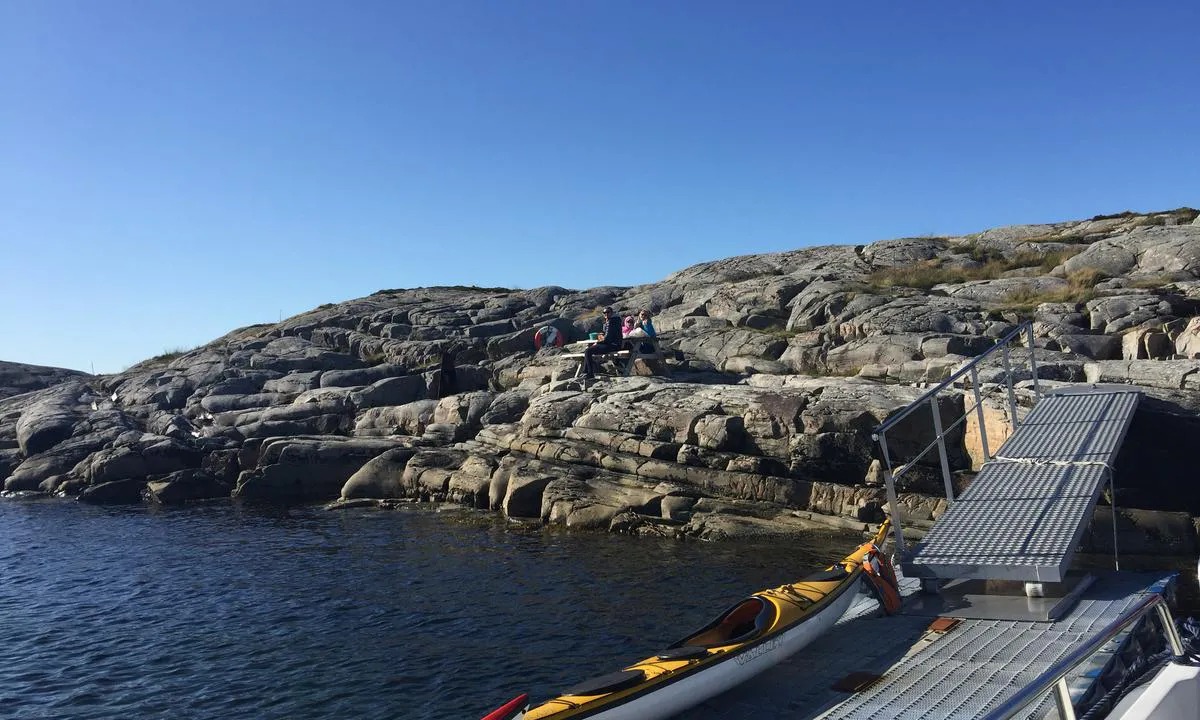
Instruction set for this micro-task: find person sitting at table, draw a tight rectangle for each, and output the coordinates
[625,309,656,339]
[624,309,658,354]
[622,315,637,336]
[583,306,623,379]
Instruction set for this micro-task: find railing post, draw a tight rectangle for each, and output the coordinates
[1001,345,1020,431]
[970,365,990,462]
[1026,323,1041,400]
[1109,472,1121,572]
[929,396,954,502]
[1053,678,1076,720]
[876,431,908,557]
[1155,599,1186,657]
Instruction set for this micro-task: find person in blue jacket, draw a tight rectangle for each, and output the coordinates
[583,306,623,379]
[627,309,656,339]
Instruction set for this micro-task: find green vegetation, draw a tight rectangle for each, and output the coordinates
[1091,207,1198,222]
[867,248,1083,291]
[124,346,197,371]
[1022,231,1096,244]
[1090,210,1140,221]
[1126,274,1183,289]
[995,269,1104,313]
[150,347,190,363]
[373,284,516,296]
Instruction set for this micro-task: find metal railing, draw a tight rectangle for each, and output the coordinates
[871,321,1040,557]
[982,592,1186,720]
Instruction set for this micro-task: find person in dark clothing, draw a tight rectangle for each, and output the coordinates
[583,306,623,379]
[434,349,458,398]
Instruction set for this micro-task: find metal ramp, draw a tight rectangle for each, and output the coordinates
[871,323,1143,585]
[907,388,1140,582]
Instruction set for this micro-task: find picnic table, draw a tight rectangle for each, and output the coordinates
[560,336,667,378]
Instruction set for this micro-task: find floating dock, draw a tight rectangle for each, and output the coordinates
[693,323,1182,719]
[691,571,1175,719]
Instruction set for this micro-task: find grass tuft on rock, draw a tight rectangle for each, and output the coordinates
[867,248,1083,291]
[996,269,1104,313]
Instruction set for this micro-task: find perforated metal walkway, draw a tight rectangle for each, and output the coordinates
[906,388,1141,583]
[689,572,1173,720]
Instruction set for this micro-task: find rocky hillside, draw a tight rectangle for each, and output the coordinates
[3,208,1200,541]
[0,361,90,400]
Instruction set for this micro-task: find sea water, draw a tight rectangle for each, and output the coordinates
[0,498,853,719]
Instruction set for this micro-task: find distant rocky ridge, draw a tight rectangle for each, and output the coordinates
[3,208,1200,547]
[0,361,90,400]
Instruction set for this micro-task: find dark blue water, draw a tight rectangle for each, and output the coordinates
[0,498,855,719]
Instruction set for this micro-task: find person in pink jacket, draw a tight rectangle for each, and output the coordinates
[622,315,637,336]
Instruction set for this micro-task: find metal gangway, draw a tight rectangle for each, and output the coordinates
[873,322,1141,586]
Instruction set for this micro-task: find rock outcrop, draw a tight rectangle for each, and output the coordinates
[4,208,1200,545]
[0,361,90,400]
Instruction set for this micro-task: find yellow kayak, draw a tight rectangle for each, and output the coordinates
[482,523,900,720]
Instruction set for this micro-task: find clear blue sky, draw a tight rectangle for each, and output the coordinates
[3,1,1197,374]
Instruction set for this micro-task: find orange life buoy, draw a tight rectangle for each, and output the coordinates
[534,325,564,350]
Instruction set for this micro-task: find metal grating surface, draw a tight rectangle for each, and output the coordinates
[688,572,1171,720]
[818,589,1151,720]
[908,390,1140,582]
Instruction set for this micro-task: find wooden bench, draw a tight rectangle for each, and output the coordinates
[561,337,666,378]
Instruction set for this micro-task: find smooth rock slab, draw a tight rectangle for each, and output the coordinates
[146,469,231,504]
[341,447,420,499]
[1084,360,1200,390]
[15,383,87,456]
[78,478,146,504]
[233,436,407,502]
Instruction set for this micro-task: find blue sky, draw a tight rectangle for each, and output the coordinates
[2,1,1198,373]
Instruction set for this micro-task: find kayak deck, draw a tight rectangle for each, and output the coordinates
[685,570,1174,719]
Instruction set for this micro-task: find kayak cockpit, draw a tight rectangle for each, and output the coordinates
[674,596,777,648]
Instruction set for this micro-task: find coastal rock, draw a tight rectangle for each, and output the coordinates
[1084,360,1200,390]
[1062,226,1200,280]
[145,469,230,504]
[200,393,293,413]
[5,208,1200,537]
[233,436,406,502]
[0,361,90,400]
[4,429,123,493]
[401,448,469,499]
[78,478,146,504]
[15,382,89,456]
[320,363,408,388]
[446,453,498,507]
[79,437,199,485]
[262,371,323,394]
[1176,317,1200,359]
[350,375,428,409]
[341,447,419,499]
[355,399,439,437]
